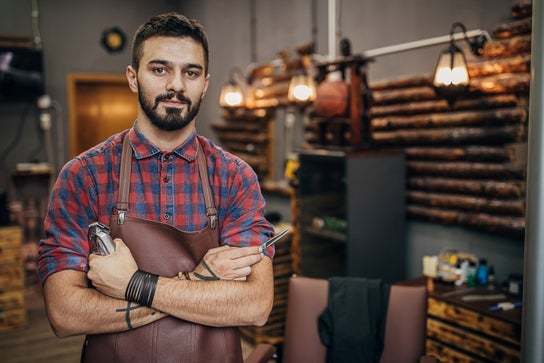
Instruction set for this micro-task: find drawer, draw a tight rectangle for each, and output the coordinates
[427,339,485,363]
[427,317,521,362]
[428,297,521,346]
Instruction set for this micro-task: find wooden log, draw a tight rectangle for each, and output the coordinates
[372,125,527,146]
[220,141,268,155]
[492,17,532,39]
[248,97,289,109]
[372,73,529,105]
[371,107,527,131]
[370,95,521,117]
[371,86,437,105]
[407,160,526,179]
[406,190,526,215]
[406,205,525,237]
[221,108,271,121]
[407,177,526,198]
[470,73,531,95]
[483,34,531,58]
[234,153,268,170]
[215,131,269,144]
[511,2,532,19]
[252,80,290,99]
[211,121,264,133]
[252,72,293,87]
[404,145,520,162]
[468,54,531,78]
[369,74,432,91]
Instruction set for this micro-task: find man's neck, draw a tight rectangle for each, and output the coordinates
[137,118,196,152]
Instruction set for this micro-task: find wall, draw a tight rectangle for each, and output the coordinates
[0,0,523,282]
[0,0,177,190]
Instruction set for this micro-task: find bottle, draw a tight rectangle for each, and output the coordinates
[487,266,496,290]
[312,216,347,233]
[477,258,488,286]
[467,261,477,287]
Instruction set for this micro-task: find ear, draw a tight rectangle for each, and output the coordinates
[201,73,211,99]
[126,65,138,93]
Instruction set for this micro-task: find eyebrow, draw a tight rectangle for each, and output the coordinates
[147,59,204,70]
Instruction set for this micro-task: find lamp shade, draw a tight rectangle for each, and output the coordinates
[433,43,469,104]
[287,74,317,104]
[219,81,244,108]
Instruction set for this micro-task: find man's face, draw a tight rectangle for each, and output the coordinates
[129,36,210,131]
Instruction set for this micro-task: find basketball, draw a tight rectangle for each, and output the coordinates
[314,80,349,118]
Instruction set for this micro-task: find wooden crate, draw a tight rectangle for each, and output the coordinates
[0,226,27,332]
[240,224,293,346]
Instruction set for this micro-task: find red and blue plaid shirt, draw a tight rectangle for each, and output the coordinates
[38,123,274,283]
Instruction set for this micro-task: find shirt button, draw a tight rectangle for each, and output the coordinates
[163,213,170,220]
[163,177,169,183]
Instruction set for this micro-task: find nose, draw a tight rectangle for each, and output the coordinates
[167,71,186,93]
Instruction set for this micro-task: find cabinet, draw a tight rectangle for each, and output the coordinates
[295,149,406,282]
[402,277,521,362]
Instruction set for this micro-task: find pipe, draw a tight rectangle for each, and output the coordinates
[328,0,336,59]
[522,0,544,361]
[363,29,490,58]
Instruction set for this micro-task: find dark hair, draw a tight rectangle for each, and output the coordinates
[131,12,209,72]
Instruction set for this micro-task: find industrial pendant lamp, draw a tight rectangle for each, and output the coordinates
[433,22,488,105]
[219,68,246,109]
[287,73,317,105]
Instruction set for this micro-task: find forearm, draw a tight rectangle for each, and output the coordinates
[43,270,165,338]
[151,257,274,327]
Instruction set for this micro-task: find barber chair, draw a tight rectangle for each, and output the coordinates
[245,276,438,363]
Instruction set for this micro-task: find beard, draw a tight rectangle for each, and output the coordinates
[138,90,203,132]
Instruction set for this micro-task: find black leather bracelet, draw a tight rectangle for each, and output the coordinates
[125,269,159,307]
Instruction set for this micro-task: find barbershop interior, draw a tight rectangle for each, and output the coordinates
[0,0,541,362]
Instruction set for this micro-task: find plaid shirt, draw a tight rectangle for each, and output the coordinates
[38,124,274,283]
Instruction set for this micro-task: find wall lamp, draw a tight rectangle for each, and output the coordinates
[362,23,491,105]
[219,67,246,109]
[433,22,489,104]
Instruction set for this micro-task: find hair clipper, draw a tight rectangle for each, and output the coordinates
[88,221,116,255]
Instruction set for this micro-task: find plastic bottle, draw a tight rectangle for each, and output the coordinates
[477,258,489,286]
[467,261,477,287]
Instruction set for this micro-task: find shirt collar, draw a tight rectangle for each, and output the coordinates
[128,122,198,162]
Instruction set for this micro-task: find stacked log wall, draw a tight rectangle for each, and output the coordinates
[368,6,532,238]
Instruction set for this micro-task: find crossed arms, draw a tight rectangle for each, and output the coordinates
[43,239,273,338]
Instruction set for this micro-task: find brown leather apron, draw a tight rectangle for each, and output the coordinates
[82,134,243,363]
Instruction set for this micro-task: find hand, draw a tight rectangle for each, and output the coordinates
[88,238,138,299]
[192,245,263,281]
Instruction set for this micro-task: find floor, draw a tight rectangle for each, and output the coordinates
[0,284,257,363]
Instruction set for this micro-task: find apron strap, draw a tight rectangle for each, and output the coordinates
[196,142,218,230]
[116,133,218,229]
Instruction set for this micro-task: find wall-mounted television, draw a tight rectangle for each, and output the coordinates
[0,47,45,102]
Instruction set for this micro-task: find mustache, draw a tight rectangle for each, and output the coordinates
[154,92,192,108]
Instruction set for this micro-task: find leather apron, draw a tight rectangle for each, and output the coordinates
[82,134,243,363]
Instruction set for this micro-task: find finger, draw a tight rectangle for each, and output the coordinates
[114,238,125,249]
[229,253,263,269]
[212,245,261,259]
